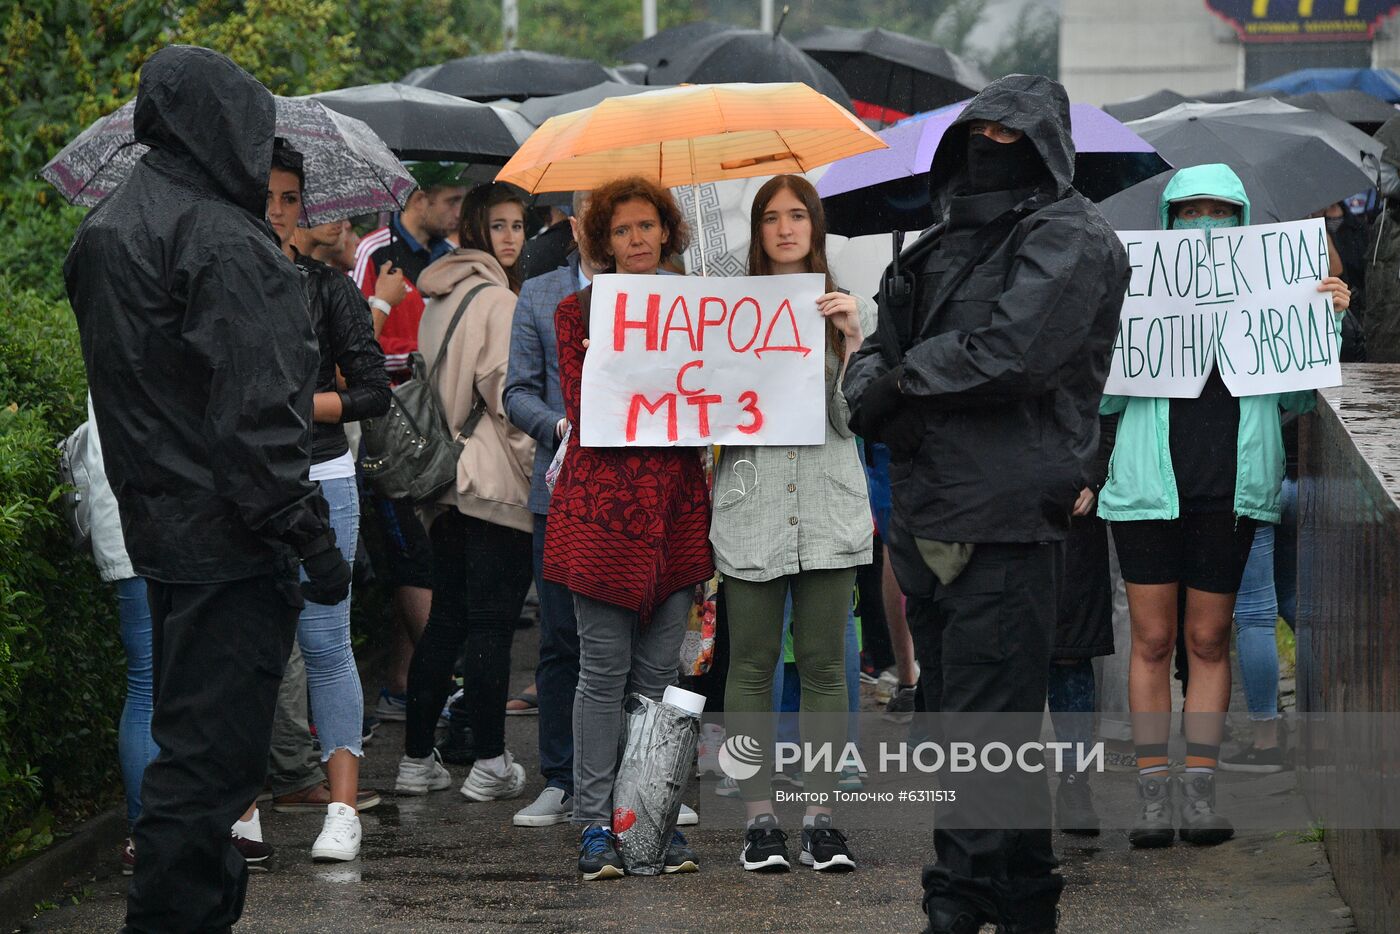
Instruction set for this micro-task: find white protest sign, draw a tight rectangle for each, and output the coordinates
[1106,217,1342,398]
[580,273,827,446]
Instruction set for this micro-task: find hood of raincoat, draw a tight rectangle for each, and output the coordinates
[134,45,275,215]
[1158,163,1251,230]
[417,247,512,298]
[927,74,1076,201]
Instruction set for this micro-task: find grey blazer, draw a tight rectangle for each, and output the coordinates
[710,297,876,581]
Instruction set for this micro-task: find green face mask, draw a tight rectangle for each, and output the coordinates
[1172,214,1240,231]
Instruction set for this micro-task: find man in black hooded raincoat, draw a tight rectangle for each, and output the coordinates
[845,75,1129,933]
[64,46,352,932]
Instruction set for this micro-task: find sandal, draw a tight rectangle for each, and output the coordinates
[505,690,539,716]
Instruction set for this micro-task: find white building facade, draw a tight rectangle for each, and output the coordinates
[1061,0,1400,104]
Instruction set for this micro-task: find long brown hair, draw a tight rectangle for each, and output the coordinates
[459,182,528,293]
[747,175,843,358]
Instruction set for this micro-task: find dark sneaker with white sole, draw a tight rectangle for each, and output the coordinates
[800,814,855,871]
[740,814,790,872]
[231,832,274,870]
[664,830,699,873]
[1220,744,1285,774]
[578,826,624,881]
[1055,771,1100,836]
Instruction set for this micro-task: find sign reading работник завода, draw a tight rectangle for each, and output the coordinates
[1105,217,1342,398]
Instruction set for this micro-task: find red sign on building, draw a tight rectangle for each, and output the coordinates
[1205,0,1400,42]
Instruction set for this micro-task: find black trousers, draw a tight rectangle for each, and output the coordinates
[404,511,533,760]
[892,517,1065,930]
[123,574,299,934]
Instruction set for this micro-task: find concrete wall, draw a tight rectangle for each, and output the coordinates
[1059,0,1240,105]
[1298,368,1400,934]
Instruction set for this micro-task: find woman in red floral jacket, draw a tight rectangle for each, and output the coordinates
[543,176,713,881]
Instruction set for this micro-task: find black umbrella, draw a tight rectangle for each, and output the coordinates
[1285,90,1398,131]
[309,83,529,163]
[643,28,854,111]
[1193,88,1278,105]
[794,26,986,118]
[621,21,739,72]
[517,81,672,127]
[1099,165,1287,230]
[1120,103,1378,223]
[1102,89,1192,123]
[401,50,614,102]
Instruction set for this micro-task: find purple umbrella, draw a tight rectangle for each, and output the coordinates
[817,101,1170,236]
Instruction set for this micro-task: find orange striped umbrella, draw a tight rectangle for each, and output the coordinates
[495,82,885,191]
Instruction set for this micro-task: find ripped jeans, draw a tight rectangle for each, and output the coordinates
[297,475,364,759]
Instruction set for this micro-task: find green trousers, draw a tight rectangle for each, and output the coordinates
[723,567,855,804]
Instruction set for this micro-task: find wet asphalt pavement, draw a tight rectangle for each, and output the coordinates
[20,626,1355,933]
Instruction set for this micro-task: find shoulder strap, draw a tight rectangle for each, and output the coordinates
[427,282,492,385]
[909,207,1031,347]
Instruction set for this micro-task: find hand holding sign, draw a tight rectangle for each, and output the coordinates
[581,273,827,446]
[1106,217,1343,398]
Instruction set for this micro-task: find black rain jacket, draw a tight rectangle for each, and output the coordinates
[64,46,329,583]
[295,252,391,465]
[844,74,1130,545]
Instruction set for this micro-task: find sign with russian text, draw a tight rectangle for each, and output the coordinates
[1105,218,1342,398]
[580,273,826,446]
[1205,0,1400,43]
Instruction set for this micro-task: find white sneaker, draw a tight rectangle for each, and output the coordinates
[513,786,573,826]
[311,803,361,862]
[395,750,453,795]
[461,751,527,802]
[677,803,699,826]
[874,669,899,704]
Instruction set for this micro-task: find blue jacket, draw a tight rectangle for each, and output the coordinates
[504,254,582,515]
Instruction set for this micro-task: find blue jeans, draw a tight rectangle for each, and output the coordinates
[1234,522,1280,721]
[117,577,159,828]
[1047,660,1096,749]
[298,475,363,758]
[1275,477,1298,626]
[533,513,580,792]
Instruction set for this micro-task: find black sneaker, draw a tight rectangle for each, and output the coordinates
[884,684,917,724]
[578,826,624,881]
[1055,771,1100,836]
[740,814,790,872]
[923,896,986,934]
[436,720,476,766]
[663,830,699,873]
[231,832,273,871]
[1220,743,1286,774]
[800,815,855,872]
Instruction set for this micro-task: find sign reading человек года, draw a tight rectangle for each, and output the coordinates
[1105,217,1343,399]
[580,273,827,446]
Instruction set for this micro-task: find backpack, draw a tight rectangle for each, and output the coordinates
[56,421,94,550]
[359,283,489,504]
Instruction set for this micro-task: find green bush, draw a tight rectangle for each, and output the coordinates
[0,278,123,866]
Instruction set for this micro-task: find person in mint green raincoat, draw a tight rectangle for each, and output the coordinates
[1096,163,1350,851]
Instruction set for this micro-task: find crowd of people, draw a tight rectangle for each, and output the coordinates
[63,46,1369,934]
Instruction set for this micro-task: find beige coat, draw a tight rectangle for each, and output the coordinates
[417,249,535,533]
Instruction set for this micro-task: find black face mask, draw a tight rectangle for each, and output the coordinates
[964,133,1045,193]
